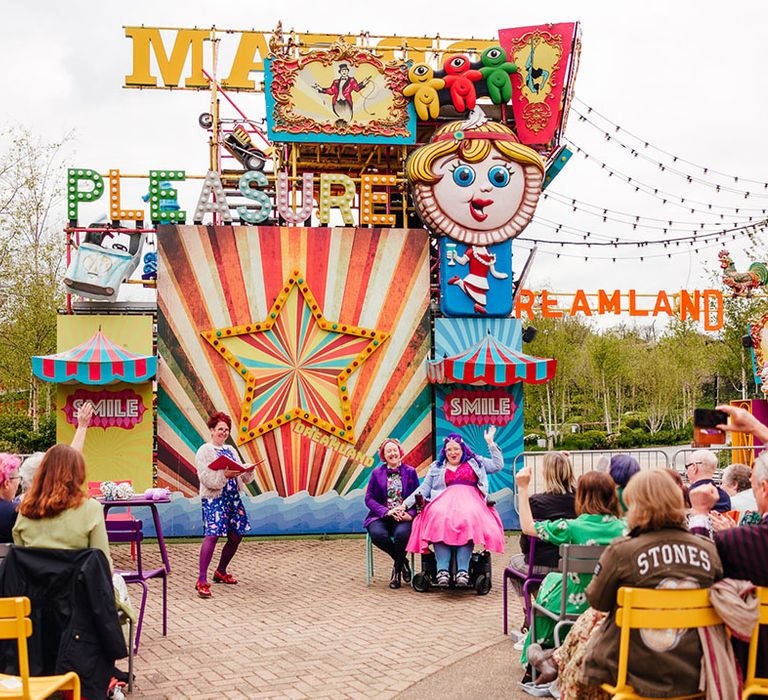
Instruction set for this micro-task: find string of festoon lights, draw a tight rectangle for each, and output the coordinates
[514,237,740,263]
[562,139,768,217]
[572,98,768,191]
[541,191,763,232]
[526,216,766,247]
[525,97,768,262]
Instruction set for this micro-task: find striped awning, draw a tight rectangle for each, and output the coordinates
[427,334,556,386]
[32,330,156,385]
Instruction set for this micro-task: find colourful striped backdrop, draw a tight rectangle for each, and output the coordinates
[157,225,432,497]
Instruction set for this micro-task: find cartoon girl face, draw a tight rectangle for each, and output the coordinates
[406,116,544,246]
[431,154,527,233]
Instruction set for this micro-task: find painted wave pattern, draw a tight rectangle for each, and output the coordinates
[140,489,521,538]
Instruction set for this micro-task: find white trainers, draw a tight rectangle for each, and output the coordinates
[435,569,450,586]
[455,570,470,586]
[513,637,527,651]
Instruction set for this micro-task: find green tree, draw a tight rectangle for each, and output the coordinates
[0,127,70,429]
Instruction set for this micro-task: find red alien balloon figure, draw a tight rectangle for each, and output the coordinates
[443,55,482,112]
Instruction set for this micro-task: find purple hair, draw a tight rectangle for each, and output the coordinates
[437,433,477,467]
[609,454,640,488]
[0,453,21,488]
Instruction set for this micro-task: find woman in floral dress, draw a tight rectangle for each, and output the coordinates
[516,469,627,664]
[194,412,256,598]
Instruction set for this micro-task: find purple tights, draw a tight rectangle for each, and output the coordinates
[198,531,243,584]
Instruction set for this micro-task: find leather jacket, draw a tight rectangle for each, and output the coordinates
[0,546,127,699]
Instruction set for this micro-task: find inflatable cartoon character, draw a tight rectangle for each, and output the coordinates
[403,63,445,121]
[442,55,482,113]
[406,108,544,245]
[479,46,517,105]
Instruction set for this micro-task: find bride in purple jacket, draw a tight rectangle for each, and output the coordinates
[363,439,420,589]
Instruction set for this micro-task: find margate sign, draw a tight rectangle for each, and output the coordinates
[123,27,496,91]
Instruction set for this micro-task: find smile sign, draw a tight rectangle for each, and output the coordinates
[444,388,517,426]
[64,388,147,429]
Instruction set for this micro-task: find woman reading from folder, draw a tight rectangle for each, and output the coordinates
[195,412,256,598]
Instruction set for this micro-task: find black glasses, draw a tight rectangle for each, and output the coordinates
[685,462,703,469]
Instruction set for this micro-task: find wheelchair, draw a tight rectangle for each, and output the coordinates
[411,547,492,595]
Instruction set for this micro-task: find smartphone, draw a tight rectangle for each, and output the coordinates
[693,408,728,430]
[693,408,727,446]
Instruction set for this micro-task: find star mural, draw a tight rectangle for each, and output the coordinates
[201,269,389,445]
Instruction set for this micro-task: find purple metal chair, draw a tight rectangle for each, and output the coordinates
[503,536,547,635]
[106,519,167,653]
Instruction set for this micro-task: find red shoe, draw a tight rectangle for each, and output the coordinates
[213,570,238,585]
[195,581,212,598]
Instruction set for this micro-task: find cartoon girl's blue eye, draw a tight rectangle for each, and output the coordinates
[452,165,475,187]
[488,165,511,187]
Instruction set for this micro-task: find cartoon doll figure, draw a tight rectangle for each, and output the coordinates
[406,108,545,245]
[448,245,508,314]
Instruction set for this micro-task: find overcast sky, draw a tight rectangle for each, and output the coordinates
[3,1,766,322]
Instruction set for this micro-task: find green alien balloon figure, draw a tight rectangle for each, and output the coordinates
[479,46,517,105]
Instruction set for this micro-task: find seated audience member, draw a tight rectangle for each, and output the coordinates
[513,452,576,577]
[0,454,21,542]
[722,463,758,520]
[686,449,731,512]
[13,444,112,569]
[516,469,627,665]
[570,470,723,699]
[689,402,768,679]
[398,428,505,588]
[666,468,692,508]
[608,454,640,513]
[723,463,753,498]
[363,438,420,589]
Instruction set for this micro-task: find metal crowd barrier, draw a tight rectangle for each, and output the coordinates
[511,448,671,495]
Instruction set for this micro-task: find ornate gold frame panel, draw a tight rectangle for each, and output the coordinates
[264,41,416,144]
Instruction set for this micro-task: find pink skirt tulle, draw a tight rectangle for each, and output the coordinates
[406,484,505,554]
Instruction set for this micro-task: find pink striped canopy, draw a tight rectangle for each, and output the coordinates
[427,335,556,386]
[32,330,156,385]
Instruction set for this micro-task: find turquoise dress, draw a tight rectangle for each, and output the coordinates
[521,513,627,663]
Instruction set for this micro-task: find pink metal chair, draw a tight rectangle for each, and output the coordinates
[106,519,167,653]
[503,536,547,635]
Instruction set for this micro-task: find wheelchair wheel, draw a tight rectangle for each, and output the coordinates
[474,574,491,596]
[412,572,431,593]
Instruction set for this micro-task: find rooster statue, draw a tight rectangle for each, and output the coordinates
[719,249,768,297]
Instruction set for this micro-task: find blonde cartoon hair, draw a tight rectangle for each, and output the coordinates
[407,120,544,184]
[406,116,545,245]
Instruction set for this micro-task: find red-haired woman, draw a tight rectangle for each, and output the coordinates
[194,412,255,598]
[363,439,420,589]
[12,444,112,567]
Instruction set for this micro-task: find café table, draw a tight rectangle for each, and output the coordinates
[99,495,172,573]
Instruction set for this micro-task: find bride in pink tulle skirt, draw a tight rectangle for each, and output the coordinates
[395,429,505,586]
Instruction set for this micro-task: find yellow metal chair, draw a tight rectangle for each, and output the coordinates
[743,585,768,699]
[602,586,722,700]
[0,596,80,699]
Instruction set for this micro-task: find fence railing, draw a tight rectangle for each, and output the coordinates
[511,448,672,494]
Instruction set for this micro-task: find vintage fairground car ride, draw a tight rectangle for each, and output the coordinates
[64,225,145,302]
[199,114,270,171]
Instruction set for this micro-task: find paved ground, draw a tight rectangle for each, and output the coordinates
[118,535,530,699]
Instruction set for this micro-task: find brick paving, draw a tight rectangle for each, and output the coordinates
[117,535,530,699]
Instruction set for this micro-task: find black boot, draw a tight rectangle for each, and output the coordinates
[400,558,412,584]
[389,565,401,589]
